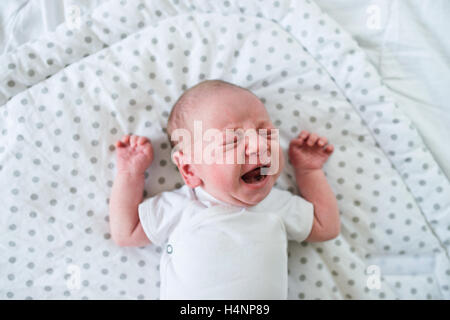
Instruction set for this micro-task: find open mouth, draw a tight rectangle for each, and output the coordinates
[240,165,270,184]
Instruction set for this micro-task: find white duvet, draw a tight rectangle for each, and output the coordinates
[1,0,449,299]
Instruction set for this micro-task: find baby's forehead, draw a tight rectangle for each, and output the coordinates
[194,98,270,130]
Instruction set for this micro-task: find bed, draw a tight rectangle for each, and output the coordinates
[1,0,449,299]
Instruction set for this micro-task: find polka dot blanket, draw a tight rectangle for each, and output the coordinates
[1,0,449,299]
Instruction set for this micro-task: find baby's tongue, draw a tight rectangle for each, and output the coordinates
[242,167,262,183]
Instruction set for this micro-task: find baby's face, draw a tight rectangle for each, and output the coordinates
[177,87,284,207]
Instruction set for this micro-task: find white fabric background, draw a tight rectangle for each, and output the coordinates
[314,0,450,181]
[2,0,448,177]
[0,0,448,300]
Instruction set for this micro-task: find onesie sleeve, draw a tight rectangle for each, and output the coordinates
[281,193,314,242]
[256,188,314,242]
[138,186,189,245]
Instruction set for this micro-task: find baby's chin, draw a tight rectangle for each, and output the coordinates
[234,174,277,207]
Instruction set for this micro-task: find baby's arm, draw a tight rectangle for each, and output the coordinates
[289,131,340,242]
[109,134,153,247]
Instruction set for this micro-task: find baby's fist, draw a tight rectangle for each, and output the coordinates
[115,134,154,175]
[289,131,334,173]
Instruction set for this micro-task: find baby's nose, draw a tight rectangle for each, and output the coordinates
[245,132,268,158]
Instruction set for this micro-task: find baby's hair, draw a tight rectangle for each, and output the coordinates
[167,79,249,148]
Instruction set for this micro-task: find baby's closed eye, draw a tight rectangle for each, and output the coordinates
[221,131,243,148]
[223,135,239,145]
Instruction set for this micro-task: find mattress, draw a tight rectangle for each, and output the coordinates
[1,0,449,299]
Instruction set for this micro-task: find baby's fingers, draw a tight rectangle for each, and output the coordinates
[121,134,131,145]
[142,142,154,157]
[130,135,139,146]
[324,144,334,154]
[116,135,131,148]
[306,133,319,146]
[138,136,148,145]
[298,130,309,141]
[317,137,328,147]
[290,138,303,148]
[291,130,309,147]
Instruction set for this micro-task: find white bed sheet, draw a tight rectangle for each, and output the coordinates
[0,0,106,54]
[314,0,450,179]
[2,0,448,177]
[4,1,448,298]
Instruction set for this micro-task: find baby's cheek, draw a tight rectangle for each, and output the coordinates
[209,164,237,188]
[277,147,285,173]
[266,143,284,176]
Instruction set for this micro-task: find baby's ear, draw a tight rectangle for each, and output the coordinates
[171,149,202,188]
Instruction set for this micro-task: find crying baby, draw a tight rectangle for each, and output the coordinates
[108,79,340,299]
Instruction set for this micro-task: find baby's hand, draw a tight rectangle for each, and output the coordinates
[115,134,154,175]
[288,130,334,173]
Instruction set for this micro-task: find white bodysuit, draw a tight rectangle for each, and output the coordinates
[138,185,314,299]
